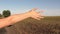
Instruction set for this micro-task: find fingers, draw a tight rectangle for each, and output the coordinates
[34,16,44,20]
[32,16,40,20]
[36,15,44,19]
[34,14,44,20]
[39,16,44,19]
[32,8,38,11]
[31,15,44,20]
[29,8,38,12]
[37,15,44,19]
[29,8,44,20]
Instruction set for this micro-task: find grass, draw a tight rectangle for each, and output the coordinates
[1,16,60,34]
[12,16,60,34]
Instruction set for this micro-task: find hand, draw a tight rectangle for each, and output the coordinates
[28,8,44,20]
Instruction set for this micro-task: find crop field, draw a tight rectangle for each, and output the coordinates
[1,16,60,34]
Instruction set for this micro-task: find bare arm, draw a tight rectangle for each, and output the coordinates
[0,12,30,28]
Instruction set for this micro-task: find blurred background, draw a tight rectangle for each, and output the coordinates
[0,0,60,34]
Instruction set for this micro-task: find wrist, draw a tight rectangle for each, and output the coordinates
[26,12,31,17]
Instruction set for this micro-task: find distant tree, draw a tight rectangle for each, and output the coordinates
[2,10,11,17]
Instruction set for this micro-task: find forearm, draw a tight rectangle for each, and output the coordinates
[0,17,12,28]
[0,12,30,28]
[11,12,30,24]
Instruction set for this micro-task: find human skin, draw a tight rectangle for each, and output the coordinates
[0,8,44,28]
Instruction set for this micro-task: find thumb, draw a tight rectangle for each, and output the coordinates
[32,8,38,11]
[28,8,38,12]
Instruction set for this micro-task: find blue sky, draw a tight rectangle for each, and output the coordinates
[0,0,60,16]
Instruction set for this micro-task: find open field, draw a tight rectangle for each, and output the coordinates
[1,16,60,34]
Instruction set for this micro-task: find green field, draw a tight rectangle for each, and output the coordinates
[1,16,60,34]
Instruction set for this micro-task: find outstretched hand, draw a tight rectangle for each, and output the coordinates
[28,8,44,20]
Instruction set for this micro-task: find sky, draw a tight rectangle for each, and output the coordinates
[0,0,60,16]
